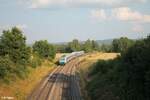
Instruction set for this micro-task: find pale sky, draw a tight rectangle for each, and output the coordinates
[0,0,150,43]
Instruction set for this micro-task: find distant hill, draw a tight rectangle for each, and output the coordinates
[96,39,113,45]
[27,38,138,46]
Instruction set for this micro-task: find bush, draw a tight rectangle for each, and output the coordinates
[30,54,42,68]
[87,59,121,100]
[0,56,14,79]
[14,65,29,79]
[89,60,114,76]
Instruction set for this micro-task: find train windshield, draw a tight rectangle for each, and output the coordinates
[61,58,65,60]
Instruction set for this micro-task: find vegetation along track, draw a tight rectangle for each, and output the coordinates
[28,59,81,100]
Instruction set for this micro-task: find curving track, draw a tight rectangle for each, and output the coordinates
[27,59,81,100]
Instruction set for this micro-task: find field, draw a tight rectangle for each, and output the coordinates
[81,52,119,60]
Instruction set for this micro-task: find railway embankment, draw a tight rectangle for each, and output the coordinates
[0,60,55,100]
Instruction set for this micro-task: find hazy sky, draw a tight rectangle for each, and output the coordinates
[0,0,150,43]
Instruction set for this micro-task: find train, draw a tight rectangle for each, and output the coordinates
[59,51,84,65]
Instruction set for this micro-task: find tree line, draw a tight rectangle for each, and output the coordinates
[56,39,99,53]
[56,37,135,54]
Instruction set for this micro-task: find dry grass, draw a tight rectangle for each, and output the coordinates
[0,61,55,100]
[79,52,119,70]
[82,52,119,60]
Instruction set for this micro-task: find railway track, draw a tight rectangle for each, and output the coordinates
[27,66,62,100]
[27,59,81,100]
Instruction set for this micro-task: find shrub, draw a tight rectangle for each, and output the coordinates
[14,64,29,79]
[0,56,14,80]
[30,54,42,68]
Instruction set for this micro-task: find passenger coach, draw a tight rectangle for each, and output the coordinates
[59,51,84,65]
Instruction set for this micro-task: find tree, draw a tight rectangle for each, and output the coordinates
[49,44,56,59]
[32,40,56,59]
[68,39,81,52]
[56,39,101,53]
[112,39,120,52]
[91,40,99,51]
[83,39,93,52]
[0,27,30,65]
[121,36,150,99]
[100,44,112,52]
[112,37,134,54]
